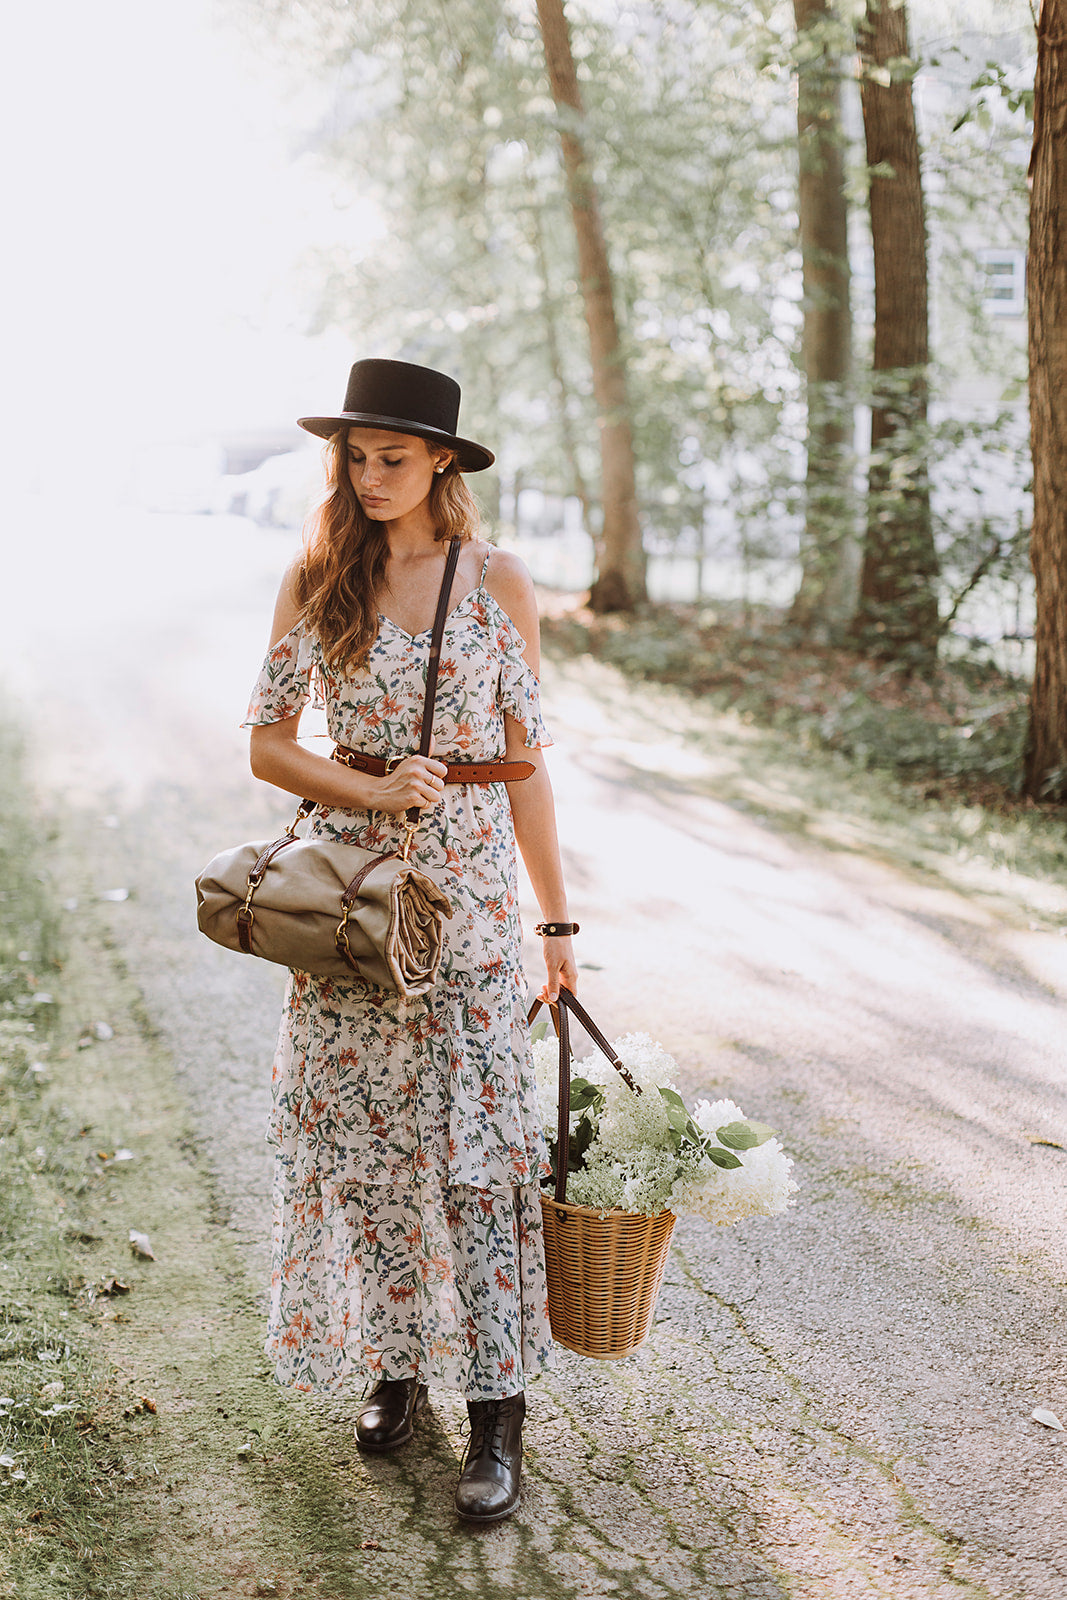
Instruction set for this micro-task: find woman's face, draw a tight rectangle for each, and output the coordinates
[345,428,450,522]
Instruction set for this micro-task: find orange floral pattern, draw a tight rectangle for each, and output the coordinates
[244,572,555,1399]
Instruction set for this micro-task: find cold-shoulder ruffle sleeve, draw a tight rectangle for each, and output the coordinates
[494,612,552,751]
[242,620,322,726]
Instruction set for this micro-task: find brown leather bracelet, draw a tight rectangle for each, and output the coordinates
[535,922,579,937]
[333,744,534,785]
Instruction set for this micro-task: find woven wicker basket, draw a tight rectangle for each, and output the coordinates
[529,988,678,1360]
[539,1194,676,1360]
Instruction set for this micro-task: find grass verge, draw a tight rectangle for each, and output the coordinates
[0,725,121,1597]
[0,720,316,1599]
[0,715,482,1599]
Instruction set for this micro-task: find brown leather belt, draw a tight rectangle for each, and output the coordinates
[333,744,535,785]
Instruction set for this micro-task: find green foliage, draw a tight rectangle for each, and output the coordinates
[543,601,1031,795]
[239,0,802,532]
[717,1119,778,1150]
[953,61,1034,129]
[549,1076,772,1179]
[232,0,1037,654]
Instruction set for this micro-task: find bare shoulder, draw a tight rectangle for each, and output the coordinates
[268,554,305,647]
[482,545,536,616]
[482,545,540,665]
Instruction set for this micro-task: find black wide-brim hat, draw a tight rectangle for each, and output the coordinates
[298,358,495,472]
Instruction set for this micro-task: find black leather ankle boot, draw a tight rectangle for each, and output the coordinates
[454,1391,525,1523]
[354,1377,428,1453]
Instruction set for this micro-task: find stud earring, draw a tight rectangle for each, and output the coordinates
[434,465,445,474]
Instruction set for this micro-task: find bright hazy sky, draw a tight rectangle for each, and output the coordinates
[2,0,370,487]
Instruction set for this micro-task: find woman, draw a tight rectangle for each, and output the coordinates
[243,359,577,1524]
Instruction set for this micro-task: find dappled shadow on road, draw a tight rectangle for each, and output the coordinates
[242,1380,792,1600]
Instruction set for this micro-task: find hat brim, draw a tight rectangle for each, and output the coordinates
[297,411,494,473]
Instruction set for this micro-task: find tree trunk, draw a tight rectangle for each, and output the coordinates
[523,176,596,530]
[789,0,856,640]
[1024,0,1067,801]
[854,0,939,670]
[534,0,646,611]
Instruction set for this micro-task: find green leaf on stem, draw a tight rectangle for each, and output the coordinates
[717,1120,777,1150]
[568,1079,604,1114]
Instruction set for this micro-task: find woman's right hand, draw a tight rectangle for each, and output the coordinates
[370,753,449,814]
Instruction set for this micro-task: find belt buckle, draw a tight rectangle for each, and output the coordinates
[385,754,407,773]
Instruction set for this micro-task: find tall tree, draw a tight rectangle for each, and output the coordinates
[790,0,855,639]
[1025,0,1067,801]
[534,0,646,611]
[854,0,939,670]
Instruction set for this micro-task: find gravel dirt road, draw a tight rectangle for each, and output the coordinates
[6,494,1067,1599]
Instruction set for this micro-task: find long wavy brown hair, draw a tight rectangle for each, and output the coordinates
[297,428,482,674]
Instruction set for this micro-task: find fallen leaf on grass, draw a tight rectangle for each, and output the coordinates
[359,1540,382,1551]
[0,1453,16,1469]
[83,1276,131,1306]
[128,1231,155,1260]
[1032,1408,1065,1431]
[64,1223,102,1244]
[123,1396,157,1418]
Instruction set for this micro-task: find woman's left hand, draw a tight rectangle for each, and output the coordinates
[539,936,578,1004]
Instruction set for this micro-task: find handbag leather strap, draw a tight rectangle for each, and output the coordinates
[527,988,641,1204]
[407,535,463,824]
[296,536,469,824]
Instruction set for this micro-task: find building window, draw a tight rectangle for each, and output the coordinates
[977,249,1026,316]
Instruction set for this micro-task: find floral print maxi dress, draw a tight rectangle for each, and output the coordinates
[243,556,555,1401]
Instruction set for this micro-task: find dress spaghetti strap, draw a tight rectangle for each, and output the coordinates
[479,545,492,587]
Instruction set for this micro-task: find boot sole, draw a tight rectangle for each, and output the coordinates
[455,1494,520,1524]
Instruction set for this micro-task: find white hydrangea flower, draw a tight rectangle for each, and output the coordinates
[531,1036,562,1137]
[691,1097,747,1135]
[667,1133,798,1225]
[593,1075,673,1157]
[535,1023,797,1225]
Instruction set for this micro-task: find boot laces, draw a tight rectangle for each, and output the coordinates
[466,1396,521,1465]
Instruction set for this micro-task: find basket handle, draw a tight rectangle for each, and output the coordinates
[527,988,641,1205]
